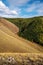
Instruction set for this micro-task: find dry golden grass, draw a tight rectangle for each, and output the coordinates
[0,53,43,65]
[0,18,19,33]
[0,53,43,61]
[0,18,43,53]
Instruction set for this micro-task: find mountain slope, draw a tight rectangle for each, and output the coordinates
[6,16,43,45]
[0,18,43,53]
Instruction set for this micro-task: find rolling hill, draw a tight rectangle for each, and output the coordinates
[0,17,43,53]
[6,16,43,45]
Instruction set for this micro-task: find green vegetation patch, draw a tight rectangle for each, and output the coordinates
[6,16,43,45]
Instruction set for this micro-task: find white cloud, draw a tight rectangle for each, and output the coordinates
[36,3,43,14]
[0,1,18,17]
[0,0,43,18]
[26,1,43,15]
[8,0,29,6]
[0,14,19,18]
[26,4,36,12]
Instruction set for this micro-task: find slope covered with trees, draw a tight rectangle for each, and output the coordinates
[6,16,43,45]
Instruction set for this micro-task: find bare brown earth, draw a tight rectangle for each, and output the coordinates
[0,18,43,53]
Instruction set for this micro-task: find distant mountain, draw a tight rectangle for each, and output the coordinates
[6,16,43,45]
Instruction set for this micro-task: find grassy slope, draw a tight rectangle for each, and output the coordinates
[6,16,43,45]
[0,18,43,53]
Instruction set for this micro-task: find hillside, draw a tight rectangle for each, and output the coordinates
[0,18,43,53]
[6,16,43,45]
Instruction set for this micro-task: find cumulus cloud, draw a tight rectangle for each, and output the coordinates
[0,1,18,17]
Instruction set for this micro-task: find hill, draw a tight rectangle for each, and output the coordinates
[0,17,43,53]
[6,16,43,45]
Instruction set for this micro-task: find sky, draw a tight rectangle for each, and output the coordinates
[0,0,43,18]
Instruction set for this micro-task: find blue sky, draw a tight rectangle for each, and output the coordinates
[0,0,43,18]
